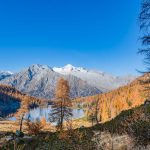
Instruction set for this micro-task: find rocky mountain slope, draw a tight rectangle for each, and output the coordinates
[0,64,101,99]
[0,64,136,100]
[0,71,13,81]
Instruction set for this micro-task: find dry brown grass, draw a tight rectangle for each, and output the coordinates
[0,120,53,133]
[0,121,19,132]
[0,118,92,133]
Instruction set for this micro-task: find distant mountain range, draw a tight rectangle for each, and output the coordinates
[53,64,136,92]
[0,64,136,99]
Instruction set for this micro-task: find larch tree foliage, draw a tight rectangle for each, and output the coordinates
[49,78,72,130]
[16,97,30,132]
[139,0,150,98]
[94,95,101,124]
[87,95,100,126]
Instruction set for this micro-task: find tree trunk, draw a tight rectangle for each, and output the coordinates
[20,114,24,132]
[60,101,63,130]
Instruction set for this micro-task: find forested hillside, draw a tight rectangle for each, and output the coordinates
[0,84,42,117]
[75,74,147,122]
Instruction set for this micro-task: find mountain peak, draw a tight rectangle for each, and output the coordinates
[63,64,76,72]
[53,64,88,73]
[0,71,13,75]
[30,64,50,69]
[64,64,74,67]
[0,71,13,81]
[28,64,53,72]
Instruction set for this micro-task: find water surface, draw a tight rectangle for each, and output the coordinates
[27,105,84,122]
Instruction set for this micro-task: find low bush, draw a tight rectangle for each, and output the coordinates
[25,120,43,135]
[130,120,150,146]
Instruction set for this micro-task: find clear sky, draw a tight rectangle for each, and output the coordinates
[0,0,144,76]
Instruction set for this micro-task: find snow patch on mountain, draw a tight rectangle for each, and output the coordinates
[0,71,13,81]
[53,64,136,92]
[53,64,88,74]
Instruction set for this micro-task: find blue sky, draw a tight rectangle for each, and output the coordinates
[0,0,143,76]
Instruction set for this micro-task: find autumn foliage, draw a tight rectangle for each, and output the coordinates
[25,119,44,135]
[49,78,72,130]
[75,75,147,122]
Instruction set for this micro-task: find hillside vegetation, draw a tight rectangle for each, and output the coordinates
[75,74,147,122]
[0,84,43,118]
[2,102,150,150]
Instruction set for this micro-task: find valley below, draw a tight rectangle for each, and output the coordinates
[0,65,149,150]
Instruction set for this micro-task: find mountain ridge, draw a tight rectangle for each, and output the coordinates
[0,64,136,99]
[0,64,101,99]
[53,64,136,91]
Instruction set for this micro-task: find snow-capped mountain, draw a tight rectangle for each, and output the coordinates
[0,64,101,99]
[53,64,136,92]
[0,64,136,100]
[0,71,13,81]
[53,64,88,74]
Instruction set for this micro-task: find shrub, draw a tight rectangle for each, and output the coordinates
[130,120,150,146]
[25,119,43,135]
[35,122,95,150]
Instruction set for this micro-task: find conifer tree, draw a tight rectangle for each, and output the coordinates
[139,0,150,71]
[16,97,29,133]
[49,78,72,130]
[139,0,150,98]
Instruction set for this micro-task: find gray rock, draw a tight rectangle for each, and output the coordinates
[0,64,101,99]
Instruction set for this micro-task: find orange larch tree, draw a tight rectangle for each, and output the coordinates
[49,78,72,130]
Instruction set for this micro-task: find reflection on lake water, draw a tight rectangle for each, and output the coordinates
[27,105,84,122]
